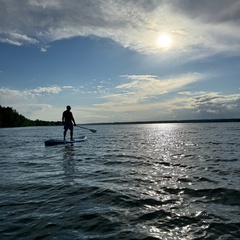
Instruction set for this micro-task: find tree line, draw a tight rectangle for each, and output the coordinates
[0,106,62,128]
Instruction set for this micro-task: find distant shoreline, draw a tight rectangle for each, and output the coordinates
[1,106,240,128]
[86,118,240,125]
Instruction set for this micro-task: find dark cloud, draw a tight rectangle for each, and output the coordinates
[121,0,164,12]
[0,0,142,43]
[171,0,240,24]
[173,93,240,120]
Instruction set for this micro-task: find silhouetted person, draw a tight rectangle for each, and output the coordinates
[62,105,76,141]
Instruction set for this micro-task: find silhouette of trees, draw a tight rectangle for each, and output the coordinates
[0,106,61,128]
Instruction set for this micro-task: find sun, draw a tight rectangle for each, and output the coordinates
[157,34,173,48]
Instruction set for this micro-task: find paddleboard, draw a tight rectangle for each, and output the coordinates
[44,135,87,146]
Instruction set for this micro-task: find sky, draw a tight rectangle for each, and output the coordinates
[0,0,240,123]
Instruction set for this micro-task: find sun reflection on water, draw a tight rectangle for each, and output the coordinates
[127,123,203,239]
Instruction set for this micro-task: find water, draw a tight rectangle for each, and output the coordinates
[0,123,239,240]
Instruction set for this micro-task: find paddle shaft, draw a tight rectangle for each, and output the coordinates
[76,125,97,133]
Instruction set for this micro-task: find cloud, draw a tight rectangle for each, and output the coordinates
[87,72,240,121]
[172,92,240,119]
[0,0,239,56]
[32,86,62,94]
[0,32,39,46]
[92,73,204,121]
[1,80,240,122]
[0,85,73,106]
[100,73,204,105]
[193,92,240,114]
[170,0,240,24]
[92,89,240,122]
[62,85,74,89]
[0,88,35,105]
[41,47,47,52]
[0,85,78,120]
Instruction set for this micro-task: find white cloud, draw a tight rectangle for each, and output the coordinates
[91,73,204,121]
[41,47,47,52]
[92,90,240,122]
[62,85,74,89]
[0,85,77,121]
[28,0,62,9]
[0,85,69,107]
[0,32,39,46]
[0,88,35,105]
[32,86,62,94]
[1,80,240,123]
[0,38,22,46]
[101,73,204,104]
[0,0,239,56]
[171,92,240,119]
[85,71,240,121]
[10,33,39,44]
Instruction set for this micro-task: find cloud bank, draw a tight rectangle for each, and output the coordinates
[1,73,240,122]
[1,0,240,56]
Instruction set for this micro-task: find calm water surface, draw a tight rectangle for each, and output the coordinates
[0,123,240,239]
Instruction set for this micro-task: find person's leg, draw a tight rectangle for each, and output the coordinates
[69,124,74,140]
[70,130,73,140]
[64,129,67,140]
[63,130,67,140]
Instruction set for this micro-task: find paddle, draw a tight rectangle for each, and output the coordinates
[75,125,97,133]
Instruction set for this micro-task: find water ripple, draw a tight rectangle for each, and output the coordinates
[0,123,240,239]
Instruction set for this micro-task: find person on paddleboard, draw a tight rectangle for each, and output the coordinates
[62,105,76,141]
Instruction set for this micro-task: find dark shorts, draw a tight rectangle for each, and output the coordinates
[64,121,73,131]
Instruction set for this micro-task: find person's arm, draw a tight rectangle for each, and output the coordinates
[72,114,76,126]
[72,117,76,126]
[62,112,65,123]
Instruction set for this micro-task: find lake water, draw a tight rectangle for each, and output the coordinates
[0,123,239,239]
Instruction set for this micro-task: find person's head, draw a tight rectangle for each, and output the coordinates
[66,105,71,111]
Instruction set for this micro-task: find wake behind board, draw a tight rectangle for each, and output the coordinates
[45,135,87,146]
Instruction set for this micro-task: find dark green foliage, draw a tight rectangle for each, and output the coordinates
[0,106,62,128]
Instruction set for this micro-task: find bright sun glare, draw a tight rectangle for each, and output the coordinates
[157,34,173,48]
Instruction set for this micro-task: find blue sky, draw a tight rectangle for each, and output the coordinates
[0,0,240,123]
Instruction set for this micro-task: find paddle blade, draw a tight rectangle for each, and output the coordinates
[90,129,97,133]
